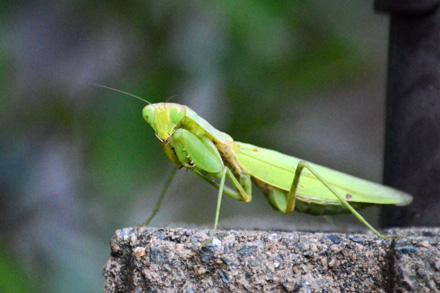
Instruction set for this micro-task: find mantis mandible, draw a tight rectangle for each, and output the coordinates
[95,85,413,247]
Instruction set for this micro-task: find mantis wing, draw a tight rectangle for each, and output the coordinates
[233,142,412,206]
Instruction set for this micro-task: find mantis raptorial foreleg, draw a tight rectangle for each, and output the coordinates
[286,161,388,239]
[170,128,252,202]
[193,170,241,200]
[193,169,252,202]
[140,128,252,246]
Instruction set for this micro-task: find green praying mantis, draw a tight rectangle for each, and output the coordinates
[96,85,413,246]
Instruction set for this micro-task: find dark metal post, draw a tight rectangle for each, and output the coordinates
[375,1,440,227]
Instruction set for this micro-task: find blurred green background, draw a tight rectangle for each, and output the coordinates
[0,1,390,292]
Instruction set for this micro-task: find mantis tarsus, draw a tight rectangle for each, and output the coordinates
[96,85,413,247]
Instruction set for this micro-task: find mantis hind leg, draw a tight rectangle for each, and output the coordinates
[286,161,389,240]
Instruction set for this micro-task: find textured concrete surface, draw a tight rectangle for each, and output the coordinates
[387,228,440,292]
[103,227,440,292]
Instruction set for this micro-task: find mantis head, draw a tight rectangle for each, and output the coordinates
[89,84,186,143]
[142,103,186,142]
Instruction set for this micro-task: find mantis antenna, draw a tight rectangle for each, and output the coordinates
[165,95,177,103]
[90,83,151,104]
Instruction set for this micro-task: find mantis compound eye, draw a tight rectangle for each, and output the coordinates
[142,105,155,125]
[169,106,185,124]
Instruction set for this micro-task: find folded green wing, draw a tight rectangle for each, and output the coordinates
[233,142,412,205]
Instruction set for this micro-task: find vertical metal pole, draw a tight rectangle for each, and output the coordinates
[375,1,440,227]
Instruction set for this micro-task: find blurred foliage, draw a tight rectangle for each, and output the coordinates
[0,246,32,292]
[0,0,388,292]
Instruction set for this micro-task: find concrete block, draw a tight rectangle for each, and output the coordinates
[103,227,440,292]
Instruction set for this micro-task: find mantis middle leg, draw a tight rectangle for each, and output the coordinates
[138,165,179,226]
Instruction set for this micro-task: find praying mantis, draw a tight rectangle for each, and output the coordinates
[95,85,413,246]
